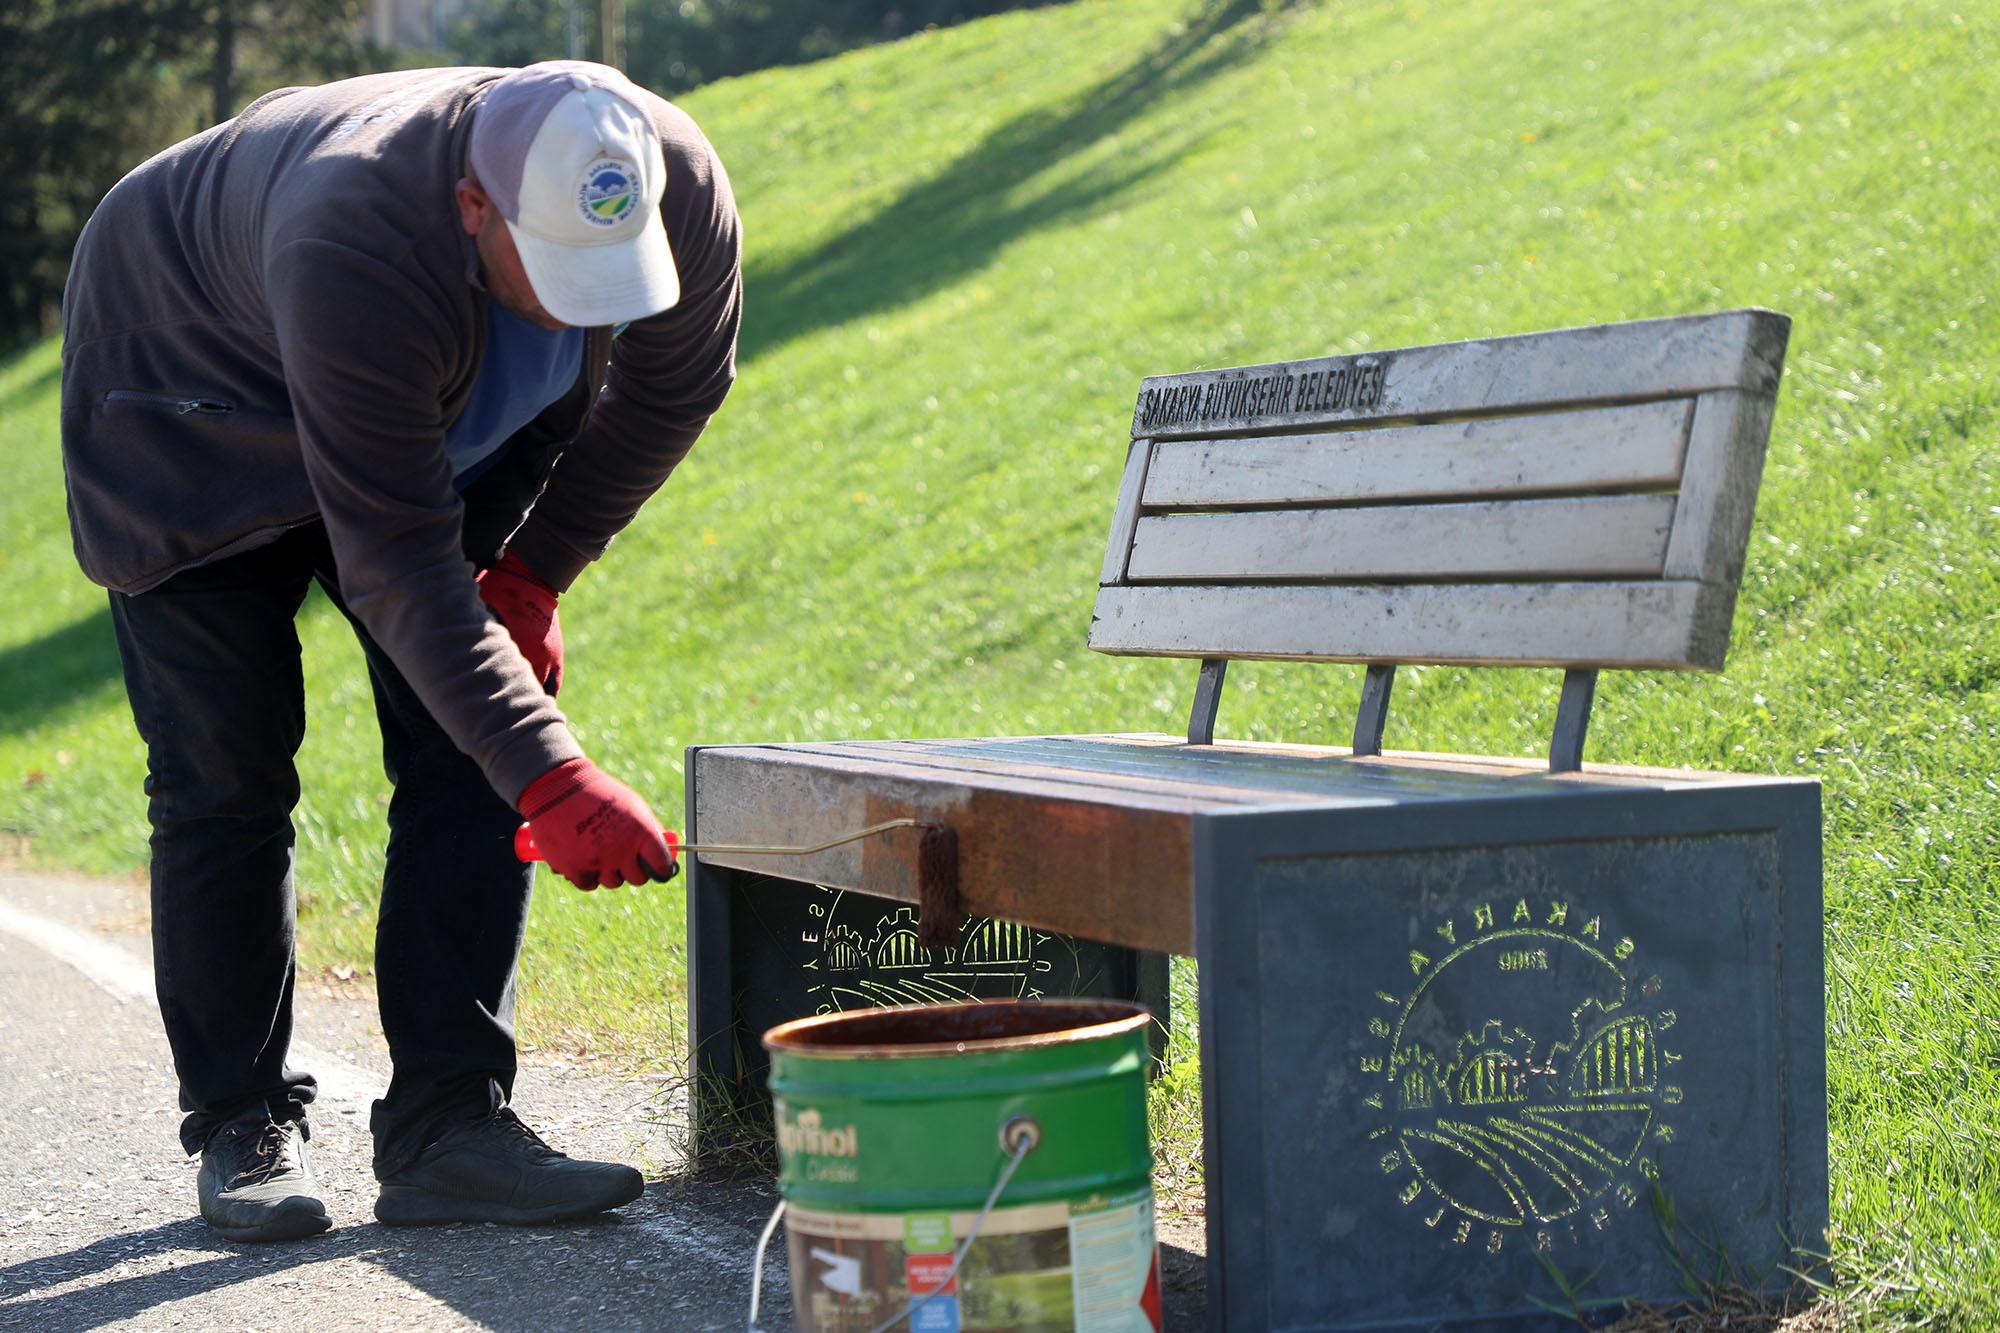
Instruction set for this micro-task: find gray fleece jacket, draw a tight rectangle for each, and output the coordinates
[59,66,742,804]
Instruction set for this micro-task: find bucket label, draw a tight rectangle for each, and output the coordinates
[778,1106,861,1183]
[908,1292,961,1332]
[904,1214,954,1254]
[1068,1192,1161,1333]
[905,1252,957,1295]
[786,1190,1158,1333]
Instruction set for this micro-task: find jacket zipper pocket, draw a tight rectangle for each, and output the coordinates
[104,389,237,415]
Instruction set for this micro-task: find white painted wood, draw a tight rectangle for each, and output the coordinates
[1130,308,1789,440]
[1098,438,1155,586]
[1125,494,1676,582]
[1088,582,1717,669]
[1142,399,1693,508]
[1662,388,1779,586]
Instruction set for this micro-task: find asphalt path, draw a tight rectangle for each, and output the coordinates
[0,867,1207,1331]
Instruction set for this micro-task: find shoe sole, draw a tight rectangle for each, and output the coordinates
[205,1208,334,1244]
[374,1175,644,1227]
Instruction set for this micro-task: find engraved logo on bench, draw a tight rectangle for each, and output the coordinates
[1362,899,1682,1257]
[801,893,1058,1014]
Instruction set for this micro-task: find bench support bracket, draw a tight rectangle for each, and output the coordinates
[1188,658,1228,745]
[1352,664,1395,756]
[1549,668,1599,772]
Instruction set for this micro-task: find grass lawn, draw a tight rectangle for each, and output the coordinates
[4,0,1999,1322]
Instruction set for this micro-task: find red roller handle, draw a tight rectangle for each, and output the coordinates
[514,823,682,864]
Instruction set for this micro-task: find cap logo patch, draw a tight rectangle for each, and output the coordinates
[576,158,639,228]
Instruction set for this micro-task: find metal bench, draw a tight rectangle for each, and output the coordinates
[685,308,1824,1330]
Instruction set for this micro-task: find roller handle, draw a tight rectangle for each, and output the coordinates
[514,823,682,864]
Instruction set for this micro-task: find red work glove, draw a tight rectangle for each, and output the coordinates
[517,758,679,890]
[476,551,563,695]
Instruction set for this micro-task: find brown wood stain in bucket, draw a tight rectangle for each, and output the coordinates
[763,998,1151,1058]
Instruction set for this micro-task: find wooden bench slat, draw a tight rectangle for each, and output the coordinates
[837,735,1629,799]
[1662,386,1780,586]
[1130,307,1788,440]
[1098,438,1154,586]
[690,746,1202,955]
[726,738,1344,806]
[1141,399,1693,508]
[1124,494,1677,583]
[690,739,1802,960]
[1098,312,1790,673]
[1089,580,1729,669]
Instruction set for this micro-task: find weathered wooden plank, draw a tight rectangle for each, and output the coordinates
[689,747,1199,955]
[990,732,1792,790]
[1129,308,1790,441]
[732,737,1348,806]
[1098,438,1154,586]
[1683,579,1742,676]
[814,729,1800,792]
[688,735,1785,963]
[1661,387,1782,670]
[804,735,1588,803]
[1042,732,1785,787]
[1124,494,1676,582]
[694,744,1238,817]
[1088,581,1715,668]
[1662,387,1780,586]
[1141,399,1693,509]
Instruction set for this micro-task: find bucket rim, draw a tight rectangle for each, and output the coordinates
[762,998,1154,1060]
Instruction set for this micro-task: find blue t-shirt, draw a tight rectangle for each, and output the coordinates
[444,302,585,489]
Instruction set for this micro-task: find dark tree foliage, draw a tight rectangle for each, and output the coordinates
[3,0,1049,344]
[211,0,374,124]
[629,0,1067,92]
[447,0,1064,96]
[445,0,578,70]
[0,0,372,347]
[0,1,196,344]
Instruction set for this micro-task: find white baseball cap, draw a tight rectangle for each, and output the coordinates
[468,61,679,327]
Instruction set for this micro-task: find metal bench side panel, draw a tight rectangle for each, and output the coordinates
[1196,783,1826,1331]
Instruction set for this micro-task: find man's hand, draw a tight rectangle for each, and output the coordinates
[517,758,679,890]
[476,551,563,694]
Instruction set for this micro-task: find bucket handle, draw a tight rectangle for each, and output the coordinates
[747,1115,1041,1333]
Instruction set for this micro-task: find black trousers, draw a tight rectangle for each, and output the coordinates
[107,523,536,1176]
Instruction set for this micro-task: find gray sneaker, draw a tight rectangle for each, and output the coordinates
[197,1118,332,1243]
[374,1106,643,1226]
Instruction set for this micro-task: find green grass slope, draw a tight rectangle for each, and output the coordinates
[4,0,1998,1319]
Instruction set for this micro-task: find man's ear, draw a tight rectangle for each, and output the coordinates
[455,178,492,236]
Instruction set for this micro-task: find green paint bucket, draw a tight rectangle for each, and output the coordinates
[764,998,1163,1333]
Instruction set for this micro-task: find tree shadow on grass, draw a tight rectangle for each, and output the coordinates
[0,583,361,743]
[739,0,1299,363]
[0,604,123,739]
[0,348,61,407]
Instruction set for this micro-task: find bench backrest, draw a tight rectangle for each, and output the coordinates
[1090,308,1791,673]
